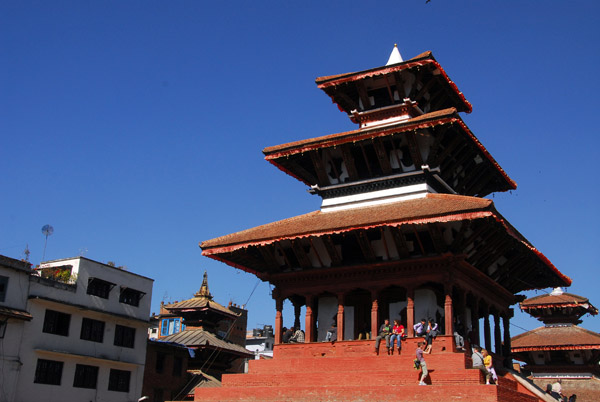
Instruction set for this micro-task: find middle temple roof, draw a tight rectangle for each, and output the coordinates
[263,108,516,198]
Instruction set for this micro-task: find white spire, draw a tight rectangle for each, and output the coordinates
[386,44,403,65]
[550,287,564,296]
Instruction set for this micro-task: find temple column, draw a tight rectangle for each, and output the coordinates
[336,293,345,342]
[407,287,415,337]
[483,305,491,351]
[494,310,502,355]
[503,309,513,358]
[305,295,315,343]
[458,289,468,337]
[371,290,379,339]
[470,296,479,346]
[293,302,302,330]
[274,296,283,344]
[444,283,453,336]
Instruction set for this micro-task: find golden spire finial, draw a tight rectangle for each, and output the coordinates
[195,271,213,299]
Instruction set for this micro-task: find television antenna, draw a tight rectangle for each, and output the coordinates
[41,224,54,261]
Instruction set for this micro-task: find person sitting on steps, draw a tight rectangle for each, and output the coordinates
[374,318,392,355]
[389,319,405,355]
[424,318,438,354]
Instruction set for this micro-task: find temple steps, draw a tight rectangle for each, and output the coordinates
[192,352,541,402]
[194,383,539,402]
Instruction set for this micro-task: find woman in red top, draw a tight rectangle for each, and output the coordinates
[389,319,405,355]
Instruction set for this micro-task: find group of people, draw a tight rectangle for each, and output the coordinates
[545,380,577,401]
[471,346,498,385]
[281,326,305,343]
[374,319,405,355]
[373,317,438,356]
[413,318,438,353]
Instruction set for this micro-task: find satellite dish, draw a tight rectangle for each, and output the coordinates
[42,224,54,236]
[41,224,54,261]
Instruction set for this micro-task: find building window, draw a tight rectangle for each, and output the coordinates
[114,324,135,348]
[34,359,63,385]
[156,352,165,374]
[80,318,105,343]
[108,369,130,392]
[119,287,145,307]
[42,309,71,336]
[161,318,184,336]
[73,364,98,389]
[0,276,8,302]
[173,356,183,377]
[87,277,115,299]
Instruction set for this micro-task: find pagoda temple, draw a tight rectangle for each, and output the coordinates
[512,288,600,400]
[195,46,572,402]
[159,272,253,382]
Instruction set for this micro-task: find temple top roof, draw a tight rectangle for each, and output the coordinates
[521,290,596,309]
[520,289,598,324]
[315,51,472,119]
[163,272,237,319]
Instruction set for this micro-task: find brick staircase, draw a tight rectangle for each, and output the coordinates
[192,339,542,402]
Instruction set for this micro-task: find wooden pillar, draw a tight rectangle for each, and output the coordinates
[407,287,415,337]
[305,295,315,343]
[483,306,491,351]
[470,297,480,346]
[371,290,379,339]
[503,309,513,358]
[444,284,453,336]
[459,289,468,336]
[293,302,301,330]
[494,311,502,355]
[336,293,345,342]
[274,297,283,344]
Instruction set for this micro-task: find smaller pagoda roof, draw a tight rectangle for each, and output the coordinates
[161,328,253,357]
[511,325,600,352]
[163,272,238,319]
[521,291,598,313]
[316,51,472,115]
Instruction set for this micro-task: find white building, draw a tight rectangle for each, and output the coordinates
[14,256,153,402]
[245,325,274,360]
[0,255,34,402]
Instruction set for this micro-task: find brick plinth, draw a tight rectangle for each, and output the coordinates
[191,341,542,402]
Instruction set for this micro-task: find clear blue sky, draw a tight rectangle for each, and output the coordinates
[2,1,599,336]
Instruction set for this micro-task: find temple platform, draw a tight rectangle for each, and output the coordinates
[192,338,543,402]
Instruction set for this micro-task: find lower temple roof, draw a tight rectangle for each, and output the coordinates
[200,193,570,293]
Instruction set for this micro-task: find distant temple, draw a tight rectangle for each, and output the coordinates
[196,46,571,401]
[157,272,252,386]
[512,288,599,400]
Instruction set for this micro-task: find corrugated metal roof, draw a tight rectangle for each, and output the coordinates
[161,328,252,356]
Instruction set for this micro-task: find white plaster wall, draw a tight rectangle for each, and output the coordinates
[414,288,443,325]
[344,305,355,340]
[1,265,30,310]
[389,301,407,323]
[317,296,337,341]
